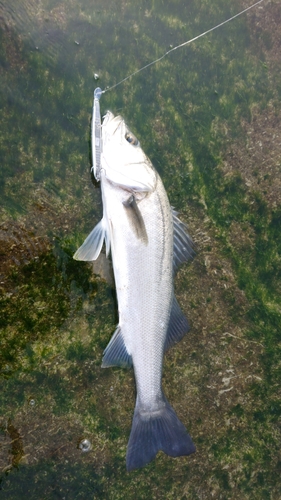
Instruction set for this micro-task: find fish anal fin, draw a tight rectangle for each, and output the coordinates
[102,326,132,368]
[123,195,148,244]
[165,295,189,351]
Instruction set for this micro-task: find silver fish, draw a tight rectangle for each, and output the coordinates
[74,110,196,470]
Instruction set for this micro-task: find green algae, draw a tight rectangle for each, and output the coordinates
[0,0,281,498]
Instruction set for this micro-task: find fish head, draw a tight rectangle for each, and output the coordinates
[101,111,157,192]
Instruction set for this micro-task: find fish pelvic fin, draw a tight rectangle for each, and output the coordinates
[126,397,195,471]
[73,217,110,261]
[102,326,132,369]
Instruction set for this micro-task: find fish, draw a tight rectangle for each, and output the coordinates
[74,110,196,471]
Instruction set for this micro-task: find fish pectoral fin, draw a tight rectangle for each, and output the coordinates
[101,325,132,369]
[73,217,110,261]
[123,195,148,244]
[165,295,189,350]
[172,208,195,275]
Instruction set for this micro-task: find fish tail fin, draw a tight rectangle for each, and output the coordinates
[126,397,195,471]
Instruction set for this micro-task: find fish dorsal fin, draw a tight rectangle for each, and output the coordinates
[165,295,189,351]
[123,195,148,244]
[172,208,195,275]
[73,217,110,261]
[102,325,132,368]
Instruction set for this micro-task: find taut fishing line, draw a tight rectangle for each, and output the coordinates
[102,0,265,94]
[92,0,265,180]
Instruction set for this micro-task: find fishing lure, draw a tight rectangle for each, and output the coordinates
[91,87,103,181]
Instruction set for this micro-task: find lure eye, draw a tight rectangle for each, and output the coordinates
[125,131,139,146]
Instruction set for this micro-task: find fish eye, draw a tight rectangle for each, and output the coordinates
[125,131,139,146]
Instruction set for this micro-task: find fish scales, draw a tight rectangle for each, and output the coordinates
[74,109,196,471]
[102,171,173,407]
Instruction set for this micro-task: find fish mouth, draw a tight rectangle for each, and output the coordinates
[102,110,123,131]
[102,110,127,144]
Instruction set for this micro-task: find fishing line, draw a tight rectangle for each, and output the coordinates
[92,0,265,180]
[101,0,265,94]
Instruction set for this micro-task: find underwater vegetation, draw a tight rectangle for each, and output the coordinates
[0,0,280,498]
